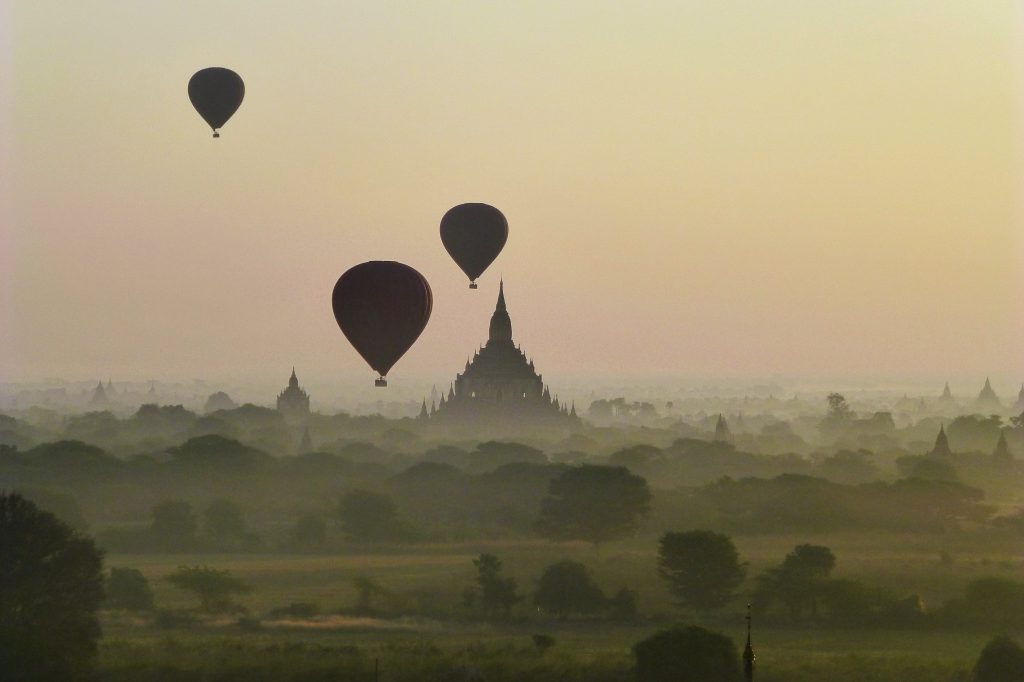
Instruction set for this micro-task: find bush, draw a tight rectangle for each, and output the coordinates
[105,567,155,612]
[974,636,1024,682]
[634,626,742,682]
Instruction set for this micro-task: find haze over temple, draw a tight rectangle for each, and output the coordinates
[422,282,578,428]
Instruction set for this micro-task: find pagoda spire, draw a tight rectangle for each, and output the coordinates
[714,414,732,443]
[930,423,952,457]
[488,280,513,342]
[993,430,1013,464]
[743,603,755,682]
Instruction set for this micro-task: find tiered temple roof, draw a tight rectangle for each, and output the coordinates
[427,282,577,426]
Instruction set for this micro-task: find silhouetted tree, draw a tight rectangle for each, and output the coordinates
[535,465,651,546]
[974,636,1024,682]
[0,492,105,681]
[203,498,246,547]
[150,499,197,551]
[287,513,327,550]
[472,553,521,619]
[608,587,639,621]
[105,567,154,612]
[634,626,742,682]
[755,544,835,622]
[337,489,406,542]
[165,565,253,613]
[533,560,606,618]
[351,575,389,615]
[657,530,746,615]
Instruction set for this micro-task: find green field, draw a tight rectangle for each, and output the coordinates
[97,534,1024,681]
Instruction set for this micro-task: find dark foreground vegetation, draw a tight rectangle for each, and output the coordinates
[3,395,1024,679]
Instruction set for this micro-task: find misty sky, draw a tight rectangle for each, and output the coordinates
[2,2,1022,386]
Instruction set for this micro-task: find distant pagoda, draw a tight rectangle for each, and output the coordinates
[1015,384,1024,412]
[975,378,1002,412]
[928,424,952,458]
[276,368,311,421]
[89,381,109,407]
[937,382,955,405]
[427,281,578,427]
[993,431,1013,465]
[713,414,733,443]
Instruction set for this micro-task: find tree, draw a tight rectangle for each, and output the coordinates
[203,499,246,547]
[472,553,521,619]
[657,531,746,615]
[634,626,742,682]
[0,492,105,681]
[974,636,1024,682]
[287,513,327,550]
[150,499,197,551]
[351,575,389,615]
[105,567,154,612]
[533,560,606,618]
[535,465,651,546]
[165,565,253,613]
[755,544,835,622]
[337,489,405,542]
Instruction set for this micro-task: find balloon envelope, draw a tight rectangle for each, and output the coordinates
[331,261,432,382]
[188,67,245,136]
[440,203,508,287]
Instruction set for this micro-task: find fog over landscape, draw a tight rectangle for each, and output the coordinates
[2,2,1024,682]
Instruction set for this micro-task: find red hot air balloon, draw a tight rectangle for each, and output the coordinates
[440,203,508,289]
[331,262,432,386]
[188,67,245,138]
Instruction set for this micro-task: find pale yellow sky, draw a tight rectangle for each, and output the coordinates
[2,1,1022,386]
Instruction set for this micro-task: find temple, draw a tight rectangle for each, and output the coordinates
[975,377,1002,412]
[276,368,311,421]
[424,282,578,428]
[928,424,952,458]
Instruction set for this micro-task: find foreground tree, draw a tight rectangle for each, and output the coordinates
[165,565,253,613]
[755,544,835,622]
[471,553,521,619]
[657,530,746,615]
[105,567,154,612]
[0,492,105,681]
[634,626,742,682]
[974,636,1024,682]
[534,560,606,618]
[535,465,651,546]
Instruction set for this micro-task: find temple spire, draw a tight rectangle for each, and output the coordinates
[488,280,513,342]
[743,603,755,682]
[930,423,952,457]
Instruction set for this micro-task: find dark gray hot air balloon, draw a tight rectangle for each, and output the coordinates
[440,203,508,289]
[188,67,245,138]
[331,261,432,386]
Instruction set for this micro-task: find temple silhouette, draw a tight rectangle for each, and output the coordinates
[421,281,578,428]
[276,368,311,422]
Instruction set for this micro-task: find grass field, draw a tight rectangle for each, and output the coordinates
[97,533,1024,680]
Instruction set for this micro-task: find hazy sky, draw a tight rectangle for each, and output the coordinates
[3,1,1022,387]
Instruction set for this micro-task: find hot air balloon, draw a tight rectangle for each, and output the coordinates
[440,203,508,289]
[188,67,245,138]
[331,261,432,386]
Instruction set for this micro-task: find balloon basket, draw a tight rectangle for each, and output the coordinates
[212,131,220,138]
[374,378,388,387]
[469,282,478,289]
